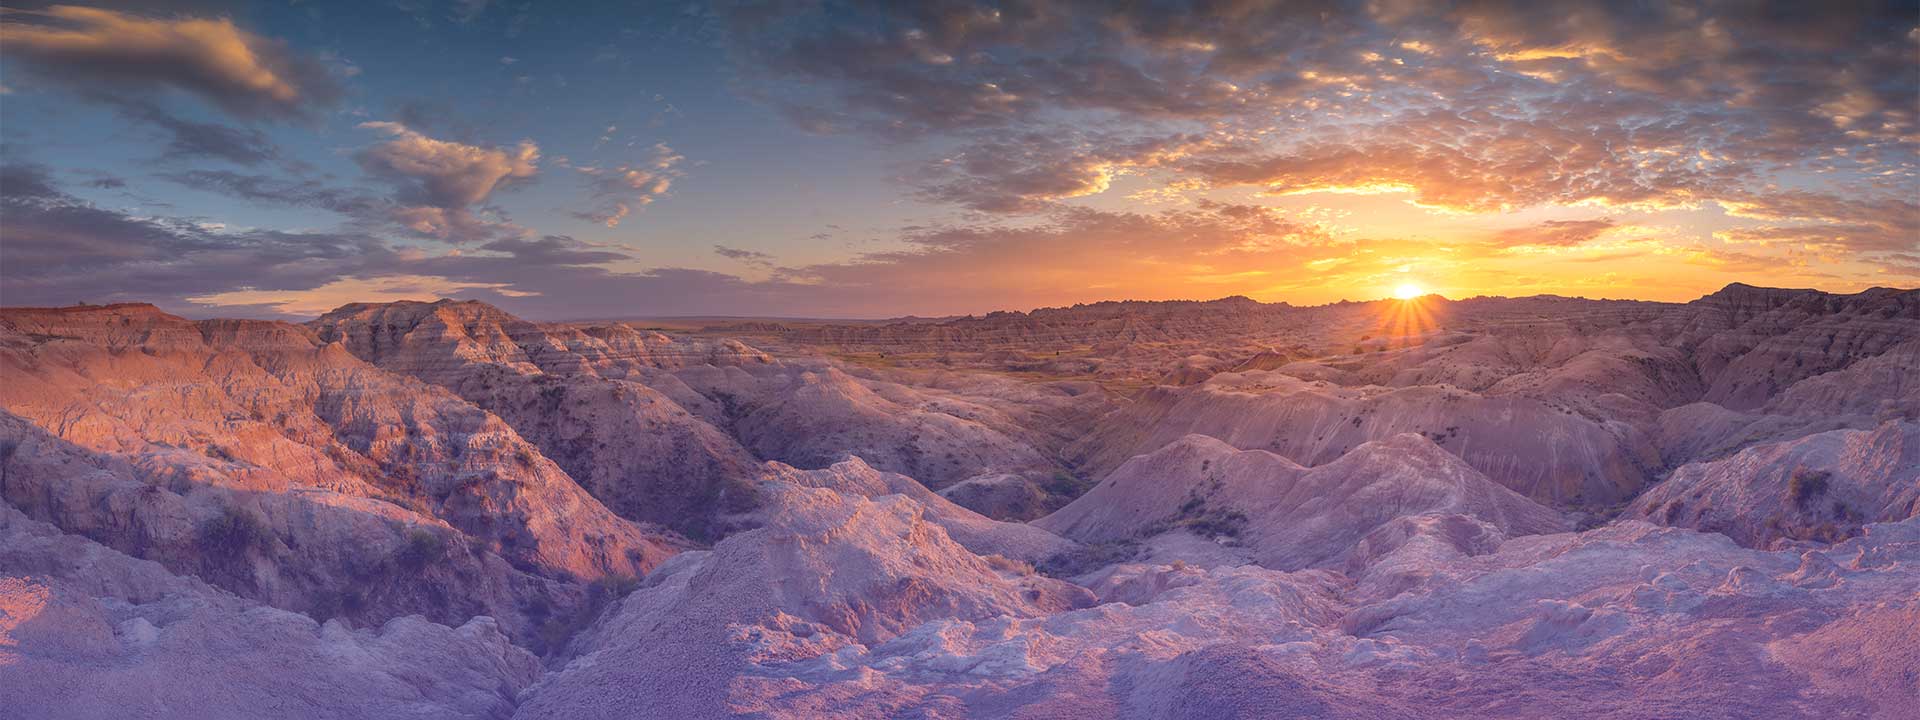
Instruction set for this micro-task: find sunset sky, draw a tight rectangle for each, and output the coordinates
[2,1,1915,319]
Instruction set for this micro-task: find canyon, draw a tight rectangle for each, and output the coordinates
[2,282,1916,718]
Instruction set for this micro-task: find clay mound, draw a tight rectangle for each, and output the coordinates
[937,472,1055,520]
[678,363,1060,490]
[515,481,1092,718]
[0,506,541,720]
[1075,371,1656,506]
[1628,421,1920,548]
[1652,401,1872,467]
[1230,349,1300,373]
[523,509,1920,719]
[760,457,1075,562]
[1041,433,1564,569]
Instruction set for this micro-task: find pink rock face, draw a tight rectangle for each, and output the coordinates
[2,283,1917,719]
[0,305,686,647]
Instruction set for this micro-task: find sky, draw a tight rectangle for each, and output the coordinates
[0,0,1915,320]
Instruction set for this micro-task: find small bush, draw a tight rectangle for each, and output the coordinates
[982,554,1036,575]
[1042,471,1087,497]
[1661,499,1686,523]
[1787,469,1830,510]
[396,528,449,570]
[1037,540,1141,578]
[1171,508,1250,540]
[309,589,368,622]
[200,504,270,557]
[1144,491,1249,542]
[534,574,641,655]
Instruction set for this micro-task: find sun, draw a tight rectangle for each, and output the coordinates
[1392,282,1424,300]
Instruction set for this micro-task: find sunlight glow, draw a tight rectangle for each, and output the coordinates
[1393,283,1424,300]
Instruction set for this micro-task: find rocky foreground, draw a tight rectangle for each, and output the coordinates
[2,283,1916,718]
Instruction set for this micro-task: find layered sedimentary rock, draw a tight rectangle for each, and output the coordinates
[3,283,1916,719]
[0,304,684,645]
[312,301,766,539]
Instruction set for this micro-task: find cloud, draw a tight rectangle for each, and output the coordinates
[1492,219,1618,248]
[355,121,538,241]
[480,235,628,266]
[914,132,1213,213]
[714,245,773,266]
[357,121,539,208]
[765,201,1347,312]
[569,143,682,227]
[718,0,1916,284]
[1716,192,1920,253]
[0,163,396,310]
[108,98,278,166]
[0,5,340,119]
[4,162,1361,318]
[159,169,384,215]
[4,160,1898,321]
[187,274,533,316]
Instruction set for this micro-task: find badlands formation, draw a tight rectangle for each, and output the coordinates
[1,282,1917,718]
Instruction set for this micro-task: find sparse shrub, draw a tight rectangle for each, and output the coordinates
[1132,495,1253,546]
[1037,540,1141,578]
[1662,499,1686,524]
[1787,468,1830,510]
[982,554,1036,575]
[200,503,270,557]
[535,574,641,655]
[1178,495,1205,515]
[396,528,449,570]
[1171,508,1250,540]
[309,589,369,622]
[1043,471,1087,497]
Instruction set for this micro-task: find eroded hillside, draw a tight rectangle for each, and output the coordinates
[3,283,1917,718]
